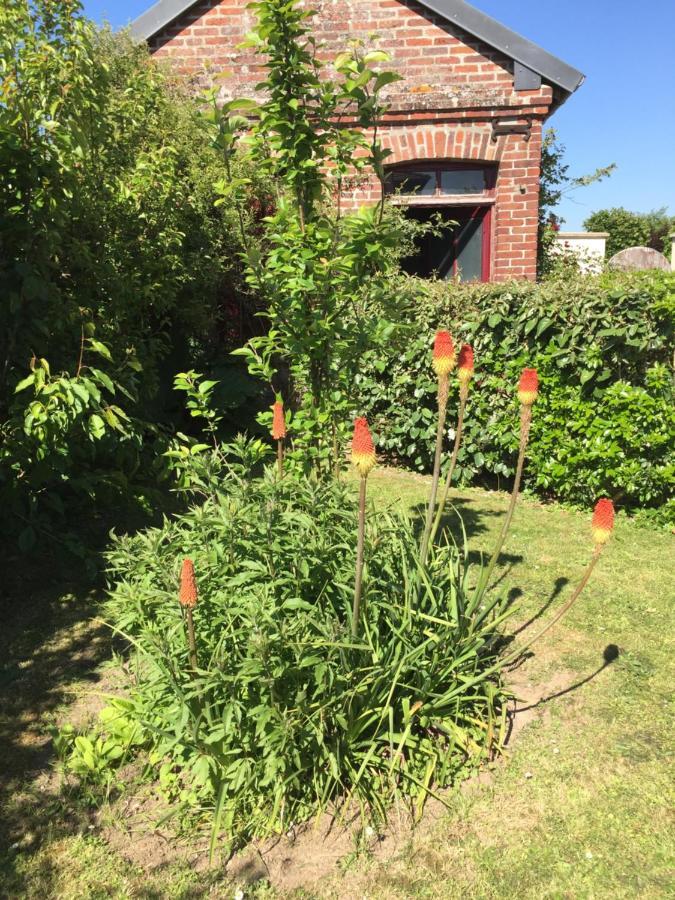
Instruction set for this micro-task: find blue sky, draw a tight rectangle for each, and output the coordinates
[83,0,675,229]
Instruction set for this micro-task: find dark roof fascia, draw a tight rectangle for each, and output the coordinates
[130,0,584,96]
[130,0,197,42]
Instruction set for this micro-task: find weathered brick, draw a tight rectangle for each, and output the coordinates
[145,0,559,281]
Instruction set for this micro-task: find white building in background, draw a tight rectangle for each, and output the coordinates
[553,232,609,273]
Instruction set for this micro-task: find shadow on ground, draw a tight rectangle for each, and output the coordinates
[0,555,110,895]
[409,498,524,587]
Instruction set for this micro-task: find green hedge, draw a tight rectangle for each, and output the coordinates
[357,270,674,521]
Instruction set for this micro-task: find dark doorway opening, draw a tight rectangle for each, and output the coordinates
[401,206,491,282]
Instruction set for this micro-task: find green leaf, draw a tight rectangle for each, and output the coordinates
[88,414,106,440]
[89,340,113,361]
[14,374,35,393]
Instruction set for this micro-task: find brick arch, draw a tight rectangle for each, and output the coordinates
[381,125,504,166]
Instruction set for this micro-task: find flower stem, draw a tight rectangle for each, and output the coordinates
[478,404,532,598]
[446,544,606,699]
[352,475,368,639]
[506,545,603,662]
[420,374,449,564]
[429,385,468,548]
[277,438,284,479]
[185,607,198,670]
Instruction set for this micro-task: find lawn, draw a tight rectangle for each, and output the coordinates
[1,469,673,898]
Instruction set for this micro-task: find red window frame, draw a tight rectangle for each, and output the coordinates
[385,162,495,282]
[384,161,497,199]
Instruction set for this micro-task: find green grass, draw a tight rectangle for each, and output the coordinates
[321,470,675,899]
[1,470,673,898]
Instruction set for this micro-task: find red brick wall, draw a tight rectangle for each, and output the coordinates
[149,0,555,281]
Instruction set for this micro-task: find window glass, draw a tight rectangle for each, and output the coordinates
[455,216,484,282]
[399,207,486,282]
[385,169,436,196]
[439,169,486,194]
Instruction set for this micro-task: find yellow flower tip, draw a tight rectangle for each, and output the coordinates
[457,344,474,386]
[592,527,613,546]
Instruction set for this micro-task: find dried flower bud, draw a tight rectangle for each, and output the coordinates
[272,400,286,440]
[518,368,539,406]
[592,498,615,546]
[432,330,456,376]
[179,558,198,609]
[457,344,474,386]
[351,417,376,478]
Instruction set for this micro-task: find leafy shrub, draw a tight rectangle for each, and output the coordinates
[529,373,674,509]
[0,4,267,543]
[584,207,675,259]
[103,464,509,846]
[53,699,145,798]
[357,270,675,519]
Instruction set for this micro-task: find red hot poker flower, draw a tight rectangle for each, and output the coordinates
[457,344,474,386]
[351,417,376,477]
[179,558,198,609]
[592,498,615,546]
[272,400,286,440]
[518,368,539,406]
[432,330,456,376]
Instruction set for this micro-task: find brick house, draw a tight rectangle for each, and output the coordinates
[132,0,584,282]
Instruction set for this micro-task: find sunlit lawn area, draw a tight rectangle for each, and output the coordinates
[1,469,672,898]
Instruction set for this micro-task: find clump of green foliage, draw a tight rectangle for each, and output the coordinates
[584,207,675,260]
[100,456,509,849]
[357,270,674,520]
[0,2,266,547]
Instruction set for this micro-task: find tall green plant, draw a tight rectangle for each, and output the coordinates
[430,343,475,546]
[102,466,511,849]
[477,368,538,598]
[420,331,456,563]
[211,0,412,472]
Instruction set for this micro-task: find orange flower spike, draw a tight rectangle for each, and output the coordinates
[592,498,615,546]
[518,368,539,406]
[457,344,474,386]
[432,330,456,377]
[179,558,198,609]
[351,417,376,478]
[271,400,286,440]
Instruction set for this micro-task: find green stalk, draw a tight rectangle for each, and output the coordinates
[352,475,368,638]
[277,438,284,479]
[429,384,468,548]
[331,420,340,479]
[185,607,198,670]
[477,403,532,598]
[419,374,449,564]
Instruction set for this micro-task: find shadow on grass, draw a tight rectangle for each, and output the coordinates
[0,551,111,896]
[407,499,525,594]
[510,576,570,636]
[518,645,621,712]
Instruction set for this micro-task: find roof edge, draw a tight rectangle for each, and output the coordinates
[130,0,585,96]
[130,0,197,42]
